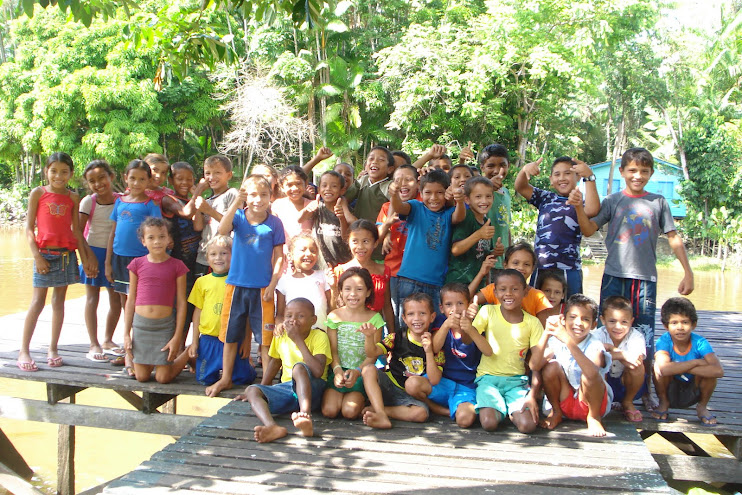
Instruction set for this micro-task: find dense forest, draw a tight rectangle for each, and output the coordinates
[0,0,740,263]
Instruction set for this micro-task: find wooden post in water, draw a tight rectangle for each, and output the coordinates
[56,395,75,495]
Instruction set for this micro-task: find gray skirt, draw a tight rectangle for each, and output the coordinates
[132,313,175,366]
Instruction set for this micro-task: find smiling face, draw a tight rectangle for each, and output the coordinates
[141,224,171,255]
[393,167,419,201]
[348,228,376,263]
[450,167,472,189]
[206,243,231,274]
[46,161,73,192]
[84,166,113,198]
[540,278,565,308]
[480,156,509,181]
[439,290,469,318]
[203,163,233,193]
[334,163,354,189]
[421,181,447,212]
[466,182,494,217]
[243,180,271,215]
[402,300,436,338]
[664,312,696,345]
[291,237,318,273]
[563,303,596,342]
[505,249,535,280]
[149,161,170,189]
[494,274,526,312]
[600,308,634,345]
[171,168,195,198]
[319,174,343,205]
[366,149,390,182]
[550,161,578,196]
[126,168,150,197]
[340,274,372,309]
[281,172,307,204]
[620,160,653,195]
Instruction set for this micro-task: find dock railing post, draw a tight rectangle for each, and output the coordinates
[56,395,75,495]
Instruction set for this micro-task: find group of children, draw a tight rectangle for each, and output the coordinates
[20,143,723,444]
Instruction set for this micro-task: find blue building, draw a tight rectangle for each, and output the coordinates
[585,158,687,218]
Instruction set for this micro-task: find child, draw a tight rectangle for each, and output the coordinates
[471,242,552,326]
[591,296,646,422]
[412,144,451,173]
[208,175,284,397]
[19,152,91,371]
[446,164,473,203]
[143,153,175,205]
[236,297,331,443]
[535,269,567,320]
[351,146,394,225]
[188,235,256,389]
[161,162,206,273]
[429,283,492,428]
[332,220,394,334]
[272,165,313,241]
[361,293,445,429]
[322,267,385,419]
[251,163,281,202]
[445,176,502,287]
[479,144,512,270]
[653,297,723,425]
[124,217,191,383]
[515,156,598,296]
[466,270,542,433]
[276,235,331,330]
[532,294,612,437]
[376,165,419,317]
[79,159,124,363]
[194,155,238,278]
[390,169,466,329]
[569,147,694,410]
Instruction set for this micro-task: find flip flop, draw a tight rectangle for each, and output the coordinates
[17,360,38,372]
[86,351,109,363]
[109,355,126,366]
[47,356,64,368]
[623,409,643,423]
[699,414,718,427]
[651,410,669,422]
[122,366,136,379]
[103,347,125,357]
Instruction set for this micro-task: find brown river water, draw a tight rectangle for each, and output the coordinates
[0,228,738,492]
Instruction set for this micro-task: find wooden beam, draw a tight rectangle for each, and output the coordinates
[716,435,742,460]
[114,390,144,411]
[142,392,178,414]
[653,454,742,484]
[656,431,711,457]
[47,383,85,405]
[0,396,203,437]
[0,461,46,495]
[0,427,33,480]
[57,395,75,495]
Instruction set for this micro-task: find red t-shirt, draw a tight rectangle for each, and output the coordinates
[128,256,189,307]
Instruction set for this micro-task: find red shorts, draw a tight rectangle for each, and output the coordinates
[559,387,609,421]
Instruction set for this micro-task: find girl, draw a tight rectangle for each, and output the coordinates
[161,162,206,273]
[124,217,191,383]
[353,147,394,224]
[106,159,161,374]
[275,235,331,330]
[79,160,124,363]
[272,165,313,242]
[251,163,281,202]
[447,164,473,203]
[322,267,385,419]
[19,152,91,371]
[536,269,567,319]
[143,153,175,205]
[334,162,359,204]
[470,242,553,326]
[332,219,394,334]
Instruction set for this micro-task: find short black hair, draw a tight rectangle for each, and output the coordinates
[601,295,633,316]
[440,282,471,305]
[392,150,412,165]
[504,242,536,267]
[621,147,654,171]
[661,297,698,325]
[449,164,473,178]
[394,164,419,179]
[478,144,509,166]
[286,297,316,315]
[319,170,345,189]
[137,216,171,239]
[551,156,576,172]
[493,268,526,288]
[403,292,435,314]
[535,269,567,294]
[565,294,599,323]
[463,176,494,196]
[279,165,308,184]
[204,154,233,172]
[420,168,450,191]
[170,161,195,178]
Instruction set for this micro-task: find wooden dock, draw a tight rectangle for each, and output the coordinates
[0,305,740,494]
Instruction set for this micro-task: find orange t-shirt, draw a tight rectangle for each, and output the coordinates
[479,285,552,316]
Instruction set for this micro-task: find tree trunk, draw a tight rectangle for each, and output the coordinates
[516,116,531,168]
[660,106,690,180]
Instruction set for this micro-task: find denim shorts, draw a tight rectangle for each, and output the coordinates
[600,274,657,359]
[33,249,80,288]
[530,267,583,298]
[111,253,136,294]
[250,362,326,415]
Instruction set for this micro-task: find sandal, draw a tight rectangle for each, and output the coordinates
[17,360,39,372]
[86,351,109,363]
[47,356,64,368]
[651,410,669,422]
[623,409,643,423]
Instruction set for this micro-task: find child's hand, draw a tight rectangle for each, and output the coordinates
[623,352,644,369]
[466,296,480,320]
[388,180,400,197]
[236,188,247,206]
[571,159,591,178]
[358,322,378,338]
[188,341,198,359]
[286,320,302,344]
[161,337,179,362]
[479,254,496,275]
[305,195,321,214]
[273,323,286,338]
[460,313,475,335]
[334,367,345,388]
[523,157,543,180]
[492,237,504,257]
[35,255,50,275]
[520,394,540,424]
[566,187,583,208]
[238,338,251,359]
[83,255,99,279]
[382,234,394,255]
[445,185,454,202]
[262,286,275,302]
[383,211,399,227]
[333,196,348,219]
[444,310,461,331]
[453,187,465,204]
[544,315,571,344]
[478,218,495,240]
[459,143,475,164]
[344,368,360,388]
[421,332,433,353]
[428,144,447,159]
[105,262,114,284]
[325,266,336,287]
[194,178,210,196]
[195,196,206,211]
[315,147,333,161]
[123,333,133,353]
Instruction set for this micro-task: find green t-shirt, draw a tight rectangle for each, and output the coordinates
[486,187,511,270]
[326,312,385,369]
[445,209,492,287]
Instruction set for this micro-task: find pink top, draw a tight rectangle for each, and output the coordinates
[145,187,175,206]
[36,188,77,250]
[128,256,189,307]
[271,197,313,240]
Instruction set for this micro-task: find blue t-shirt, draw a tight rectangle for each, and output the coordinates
[655,332,714,382]
[432,313,480,388]
[227,210,285,288]
[397,200,455,286]
[110,198,161,257]
[529,187,582,270]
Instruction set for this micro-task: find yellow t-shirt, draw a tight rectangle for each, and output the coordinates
[472,305,544,377]
[268,328,332,382]
[187,272,228,338]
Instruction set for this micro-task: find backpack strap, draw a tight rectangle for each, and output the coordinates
[83,193,97,239]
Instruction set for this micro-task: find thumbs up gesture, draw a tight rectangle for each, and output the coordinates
[466,295,480,320]
[479,218,495,240]
[567,187,583,208]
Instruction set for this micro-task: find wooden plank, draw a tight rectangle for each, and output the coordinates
[57,395,75,495]
[0,461,46,495]
[0,427,33,480]
[716,435,742,459]
[653,454,742,484]
[47,383,86,404]
[0,396,203,436]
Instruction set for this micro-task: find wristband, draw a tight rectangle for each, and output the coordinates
[333,365,343,373]
[355,367,362,372]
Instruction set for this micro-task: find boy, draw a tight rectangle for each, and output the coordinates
[237,298,331,442]
[446,177,502,287]
[361,293,446,429]
[515,156,599,296]
[479,144,512,270]
[653,297,723,425]
[207,175,284,397]
[390,169,466,329]
[194,155,238,278]
[591,296,646,422]
[188,235,256,393]
[467,270,543,433]
[570,147,694,409]
[430,283,492,428]
[532,294,612,437]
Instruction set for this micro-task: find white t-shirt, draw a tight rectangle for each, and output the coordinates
[591,326,646,378]
[196,188,238,266]
[276,270,330,330]
[80,195,116,248]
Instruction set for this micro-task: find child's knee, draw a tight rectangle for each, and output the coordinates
[512,411,537,434]
[542,360,561,380]
[361,365,377,381]
[480,408,501,431]
[405,376,430,397]
[292,362,310,379]
[341,400,363,420]
[408,406,428,423]
[455,404,476,428]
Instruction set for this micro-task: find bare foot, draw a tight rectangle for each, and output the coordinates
[254,424,288,443]
[587,416,607,437]
[292,412,314,437]
[362,409,392,429]
[539,409,563,430]
[205,378,232,397]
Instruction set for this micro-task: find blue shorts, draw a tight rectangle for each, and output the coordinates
[33,249,80,288]
[111,253,136,294]
[79,245,112,288]
[428,377,477,420]
[530,267,583,298]
[196,334,256,386]
[475,375,530,417]
[221,284,274,346]
[606,374,647,404]
[600,275,657,360]
[250,363,326,415]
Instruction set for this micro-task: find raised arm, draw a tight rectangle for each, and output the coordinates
[302,147,334,175]
[514,158,543,200]
[572,160,600,217]
[388,179,411,216]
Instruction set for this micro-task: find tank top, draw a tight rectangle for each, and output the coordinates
[36,188,77,250]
